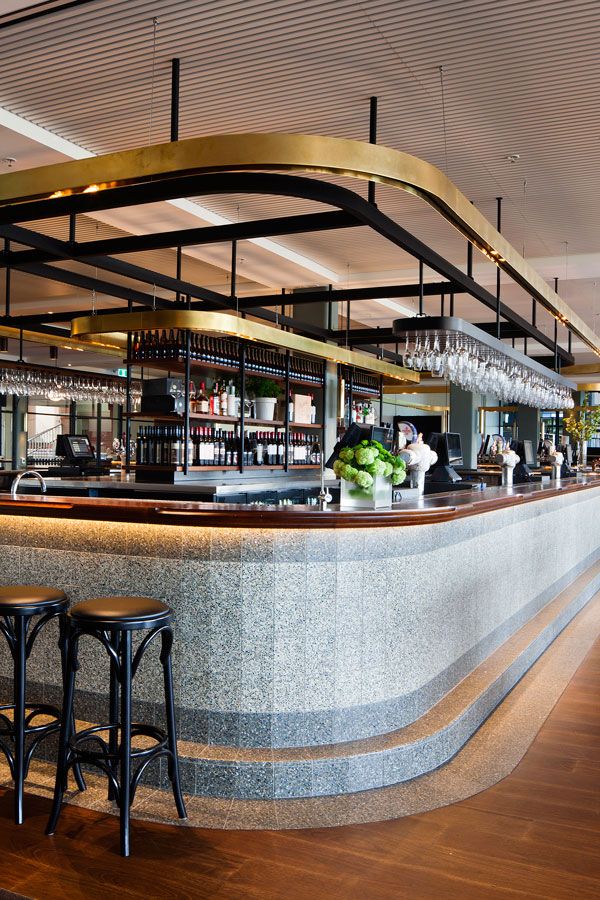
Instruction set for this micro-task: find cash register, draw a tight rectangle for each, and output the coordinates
[48,434,110,476]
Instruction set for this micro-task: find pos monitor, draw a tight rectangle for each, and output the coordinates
[428,432,463,483]
[55,434,95,463]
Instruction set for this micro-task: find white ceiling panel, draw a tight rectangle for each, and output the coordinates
[0,0,597,360]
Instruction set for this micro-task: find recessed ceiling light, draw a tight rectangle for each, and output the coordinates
[374,298,416,317]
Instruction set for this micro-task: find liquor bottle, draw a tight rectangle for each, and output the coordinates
[310,439,321,465]
[220,382,228,416]
[136,427,144,464]
[227,381,237,416]
[255,431,264,466]
[309,394,316,424]
[197,382,209,415]
[288,391,294,423]
[186,427,194,467]
[211,382,220,416]
[277,430,285,465]
[168,329,177,360]
[266,432,275,466]
[197,427,205,465]
[188,380,196,414]
[158,329,167,360]
[146,427,154,465]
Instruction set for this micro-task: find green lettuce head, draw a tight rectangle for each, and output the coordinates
[354,470,374,489]
[366,458,387,477]
[340,464,358,482]
[355,446,376,466]
[332,459,345,477]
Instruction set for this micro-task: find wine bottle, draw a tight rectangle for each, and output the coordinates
[197,382,209,415]
[220,382,228,416]
[211,382,220,416]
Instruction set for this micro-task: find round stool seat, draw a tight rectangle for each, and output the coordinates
[0,586,67,616]
[69,596,172,630]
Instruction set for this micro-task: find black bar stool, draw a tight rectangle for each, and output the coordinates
[0,585,85,825]
[47,596,187,856]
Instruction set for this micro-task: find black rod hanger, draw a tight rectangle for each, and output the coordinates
[495,197,502,340]
[170,58,180,143]
[368,96,378,206]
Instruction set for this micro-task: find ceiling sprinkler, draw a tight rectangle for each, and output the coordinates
[505,154,521,164]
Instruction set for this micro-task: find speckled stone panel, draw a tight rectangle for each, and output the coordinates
[0,484,599,754]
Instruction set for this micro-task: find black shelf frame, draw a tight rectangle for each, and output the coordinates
[126,336,326,478]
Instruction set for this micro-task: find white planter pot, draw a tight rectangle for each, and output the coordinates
[252,397,278,421]
[340,475,393,509]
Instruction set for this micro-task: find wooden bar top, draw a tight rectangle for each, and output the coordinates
[0,475,598,528]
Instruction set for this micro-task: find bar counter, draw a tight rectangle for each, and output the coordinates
[0,475,599,799]
[0,473,599,525]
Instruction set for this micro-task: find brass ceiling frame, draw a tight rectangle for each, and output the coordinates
[0,323,123,357]
[0,132,596,355]
[70,309,420,384]
[561,363,600,377]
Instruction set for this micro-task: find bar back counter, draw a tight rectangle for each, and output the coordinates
[0,476,598,800]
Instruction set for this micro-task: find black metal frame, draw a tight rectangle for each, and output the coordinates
[47,609,187,857]
[0,596,85,824]
[0,171,573,366]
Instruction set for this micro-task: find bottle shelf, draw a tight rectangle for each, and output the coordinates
[135,463,321,473]
[351,389,381,399]
[125,357,323,390]
[126,412,322,428]
[126,412,285,426]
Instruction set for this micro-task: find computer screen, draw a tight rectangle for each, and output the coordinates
[370,426,392,449]
[445,433,463,466]
[523,440,536,466]
[67,435,94,458]
[56,434,95,461]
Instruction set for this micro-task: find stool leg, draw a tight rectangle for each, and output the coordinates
[161,629,187,820]
[46,629,78,837]
[13,616,27,826]
[107,630,120,802]
[119,631,132,857]
[58,616,86,794]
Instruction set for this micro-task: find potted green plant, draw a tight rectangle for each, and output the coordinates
[333,439,407,508]
[246,376,283,421]
[563,401,600,469]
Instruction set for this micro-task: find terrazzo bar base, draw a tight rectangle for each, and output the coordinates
[0,480,598,799]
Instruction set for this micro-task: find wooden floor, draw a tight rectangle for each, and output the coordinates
[0,641,599,900]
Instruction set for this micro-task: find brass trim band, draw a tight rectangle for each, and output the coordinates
[70,309,420,384]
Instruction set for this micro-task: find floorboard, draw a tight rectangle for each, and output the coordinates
[0,639,597,899]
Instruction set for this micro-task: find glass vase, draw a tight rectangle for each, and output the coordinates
[577,440,588,469]
[340,475,393,509]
